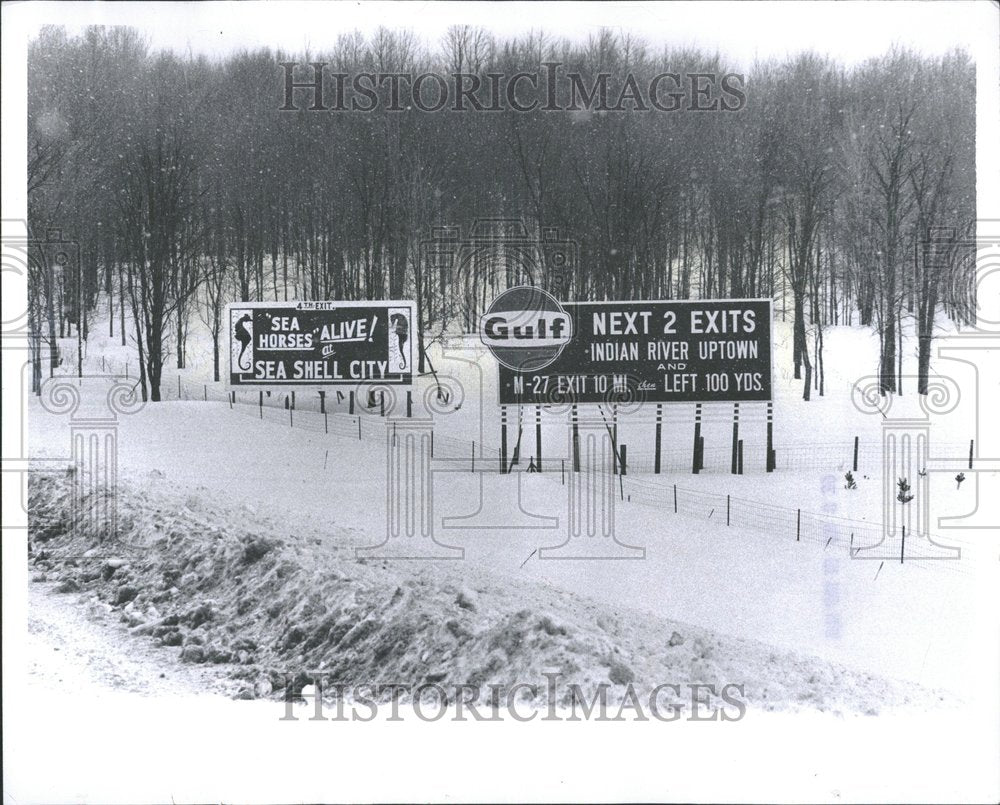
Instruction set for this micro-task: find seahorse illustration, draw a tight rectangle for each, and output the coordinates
[234,313,254,370]
[390,313,409,370]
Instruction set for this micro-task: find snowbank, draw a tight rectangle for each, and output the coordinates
[29,470,950,715]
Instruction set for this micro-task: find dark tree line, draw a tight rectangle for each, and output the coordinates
[27,26,975,401]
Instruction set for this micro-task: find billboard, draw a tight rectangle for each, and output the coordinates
[227,301,414,387]
[494,298,772,405]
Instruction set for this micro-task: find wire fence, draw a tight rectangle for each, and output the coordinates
[74,362,975,474]
[621,475,970,572]
[182,379,971,574]
[47,370,976,577]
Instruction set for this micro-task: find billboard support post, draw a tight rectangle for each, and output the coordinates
[535,405,542,473]
[500,405,508,475]
[767,402,775,472]
[655,404,662,474]
[731,403,740,475]
[693,403,703,475]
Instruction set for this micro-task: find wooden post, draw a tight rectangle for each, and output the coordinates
[178,375,182,399]
[319,391,326,414]
[611,404,619,475]
[727,494,730,526]
[535,405,542,473]
[796,509,801,542]
[349,391,355,415]
[407,390,412,418]
[572,404,580,472]
[969,439,974,469]
[731,403,740,475]
[324,411,328,434]
[655,404,662,474]
[358,416,362,440]
[501,406,508,475]
[511,407,522,471]
[901,525,906,564]
[738,439,744,475]
[291,391,296,410]
[228,391,234,410]
[259,390,263,419]
[289,406,293,428]
[692,403,702,474]
[766,401,775,473]
[673,484,677,513]
[853,436,859,473]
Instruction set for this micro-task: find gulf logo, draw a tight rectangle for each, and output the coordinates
[479,286,573,372]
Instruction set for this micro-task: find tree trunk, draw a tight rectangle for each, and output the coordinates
[880,304,897,394]
[212,327,221,383]
[802,338,812,402]
[792,287,806,380]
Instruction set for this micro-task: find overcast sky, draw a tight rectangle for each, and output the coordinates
[15,1,995,67]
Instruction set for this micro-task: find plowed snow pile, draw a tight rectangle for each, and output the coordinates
[28,471,947,714]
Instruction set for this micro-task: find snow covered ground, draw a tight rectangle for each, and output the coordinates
[8,581,996,804]
[9,305,999,802]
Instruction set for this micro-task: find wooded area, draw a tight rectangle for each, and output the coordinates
[27,26,976,402]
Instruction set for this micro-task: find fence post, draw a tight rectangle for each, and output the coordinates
[203,384,207,402]
[358,416,362,440]
[319,391,326,414]
[655,404,662,474]
[726,494,730,526]
[673,484,677,513]
[901,524,906,564]
[796,509,801,542]
[324,411,328,434]
[349,391,355,415]
[291,391,296,411]
[738,440,744,475]
[259,391,263,419]
[853,436,859,473]
[228,391,234,410]
[692,403,702,474]
[289,406,293,428]
[178,375,182,399]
